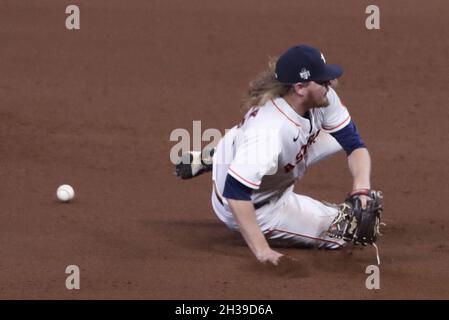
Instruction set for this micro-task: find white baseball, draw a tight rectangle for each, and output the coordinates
[56,184,75,202]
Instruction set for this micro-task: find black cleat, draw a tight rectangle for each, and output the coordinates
[175,148,214,179]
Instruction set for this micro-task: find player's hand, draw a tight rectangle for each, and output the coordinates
[256,248,284,266]
[350,189,371,209]
[358,194,369,209]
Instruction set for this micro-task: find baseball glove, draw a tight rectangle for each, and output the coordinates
[327,189,383,246]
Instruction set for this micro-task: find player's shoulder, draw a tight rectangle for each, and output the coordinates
[244,99,288,130]
[316,87,351,132]
[266,97,305,129]
[318,87,346,116]
[326,87,341,105]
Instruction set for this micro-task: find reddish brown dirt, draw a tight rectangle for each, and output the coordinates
[1,0,448,299]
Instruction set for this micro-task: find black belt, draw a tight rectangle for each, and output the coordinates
[214,185,270,210]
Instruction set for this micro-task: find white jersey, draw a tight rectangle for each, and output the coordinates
[213,87,350,207]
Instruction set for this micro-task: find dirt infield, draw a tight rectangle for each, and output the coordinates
[1,0,448,299]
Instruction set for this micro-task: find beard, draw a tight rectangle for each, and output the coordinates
[315,95,330,108]
[304,93,329,109]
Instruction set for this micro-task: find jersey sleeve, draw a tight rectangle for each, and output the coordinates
[228,128,281,189]
[320,87,351,133]
[222,173,253,200]
[330,120,366,155]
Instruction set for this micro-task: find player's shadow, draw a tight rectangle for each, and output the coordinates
[307,244,380,273]
[246,254,312,279]
[151,218,317,278]
[149,218,248,258]
[149,218,375,277]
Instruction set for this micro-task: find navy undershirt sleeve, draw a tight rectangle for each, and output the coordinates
[222,174,253,201]
[330,120,366,155]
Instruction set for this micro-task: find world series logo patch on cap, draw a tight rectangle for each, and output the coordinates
[299,68,310,80]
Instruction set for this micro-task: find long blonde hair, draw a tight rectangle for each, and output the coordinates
[240,57,292,111]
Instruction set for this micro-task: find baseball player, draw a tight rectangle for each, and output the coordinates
[176,44,382,266]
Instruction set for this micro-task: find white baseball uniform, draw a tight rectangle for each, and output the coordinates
[211,87,350,248]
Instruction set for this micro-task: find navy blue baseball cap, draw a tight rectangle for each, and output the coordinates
[275,45,343,84]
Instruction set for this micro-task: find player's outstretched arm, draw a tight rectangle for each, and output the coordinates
[330,120,372,207]
[347,147,371,207]
[227,199,283,265]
